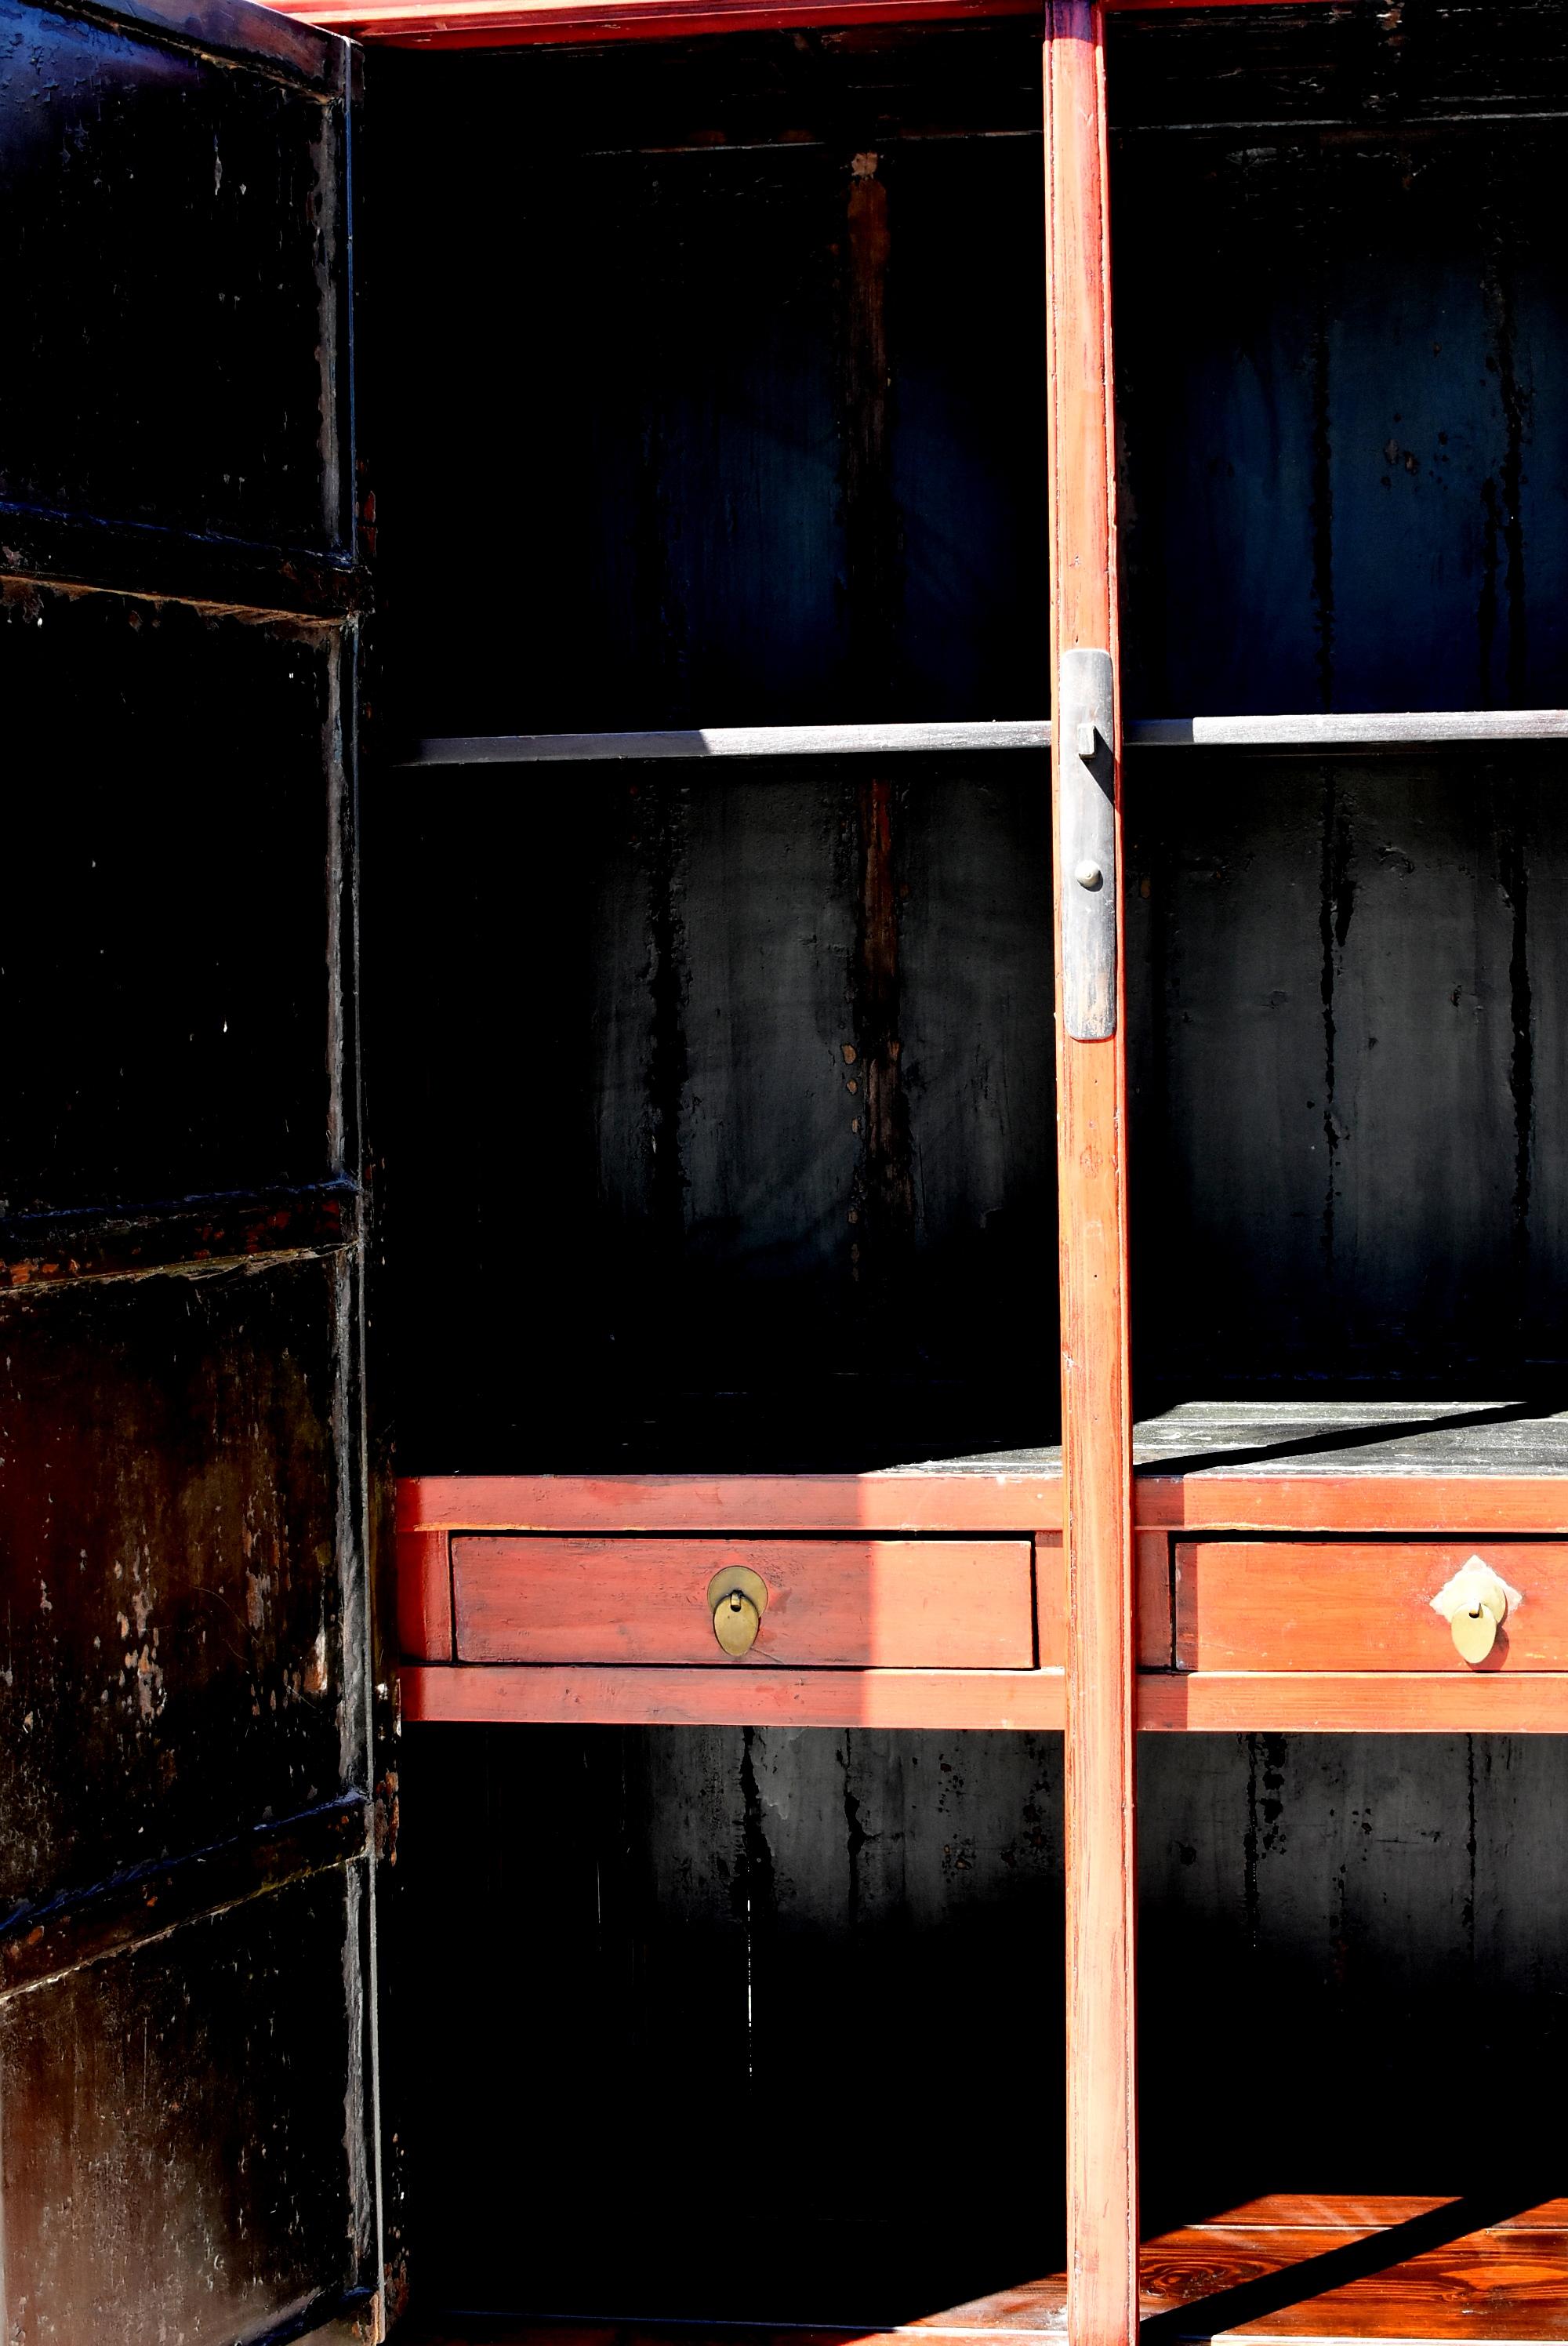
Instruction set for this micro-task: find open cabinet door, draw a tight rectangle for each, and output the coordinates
[0,0,379,2338]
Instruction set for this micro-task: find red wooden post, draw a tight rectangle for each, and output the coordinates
[1044,9,1138,2346]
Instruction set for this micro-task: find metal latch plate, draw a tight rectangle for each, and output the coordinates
[1058,645,1116,1041]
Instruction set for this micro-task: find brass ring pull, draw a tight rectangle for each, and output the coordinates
[708,1564,769,1658]
[1429,1558,1522,1665]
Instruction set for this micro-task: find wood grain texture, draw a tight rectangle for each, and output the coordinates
[452,1536,1036,1669]
[401,1663,1568,1734]
[392,2200,1568,2340]
[1046,11,1138,2345]
[400,1661,1065,1729]
[403,1527,1169,1690]
[401,1463,1568,1538]
[399,1471,1067,1534]
[1175,1542,1568,1673]
[1196,2199,1568,2235]
[398,1411,1568,1520]
[1143,1482,1568,1535]
[1138,2219,1568,2340]
[269,0,1034,48]
[396,1529,453,1664]
[270,0,1321,49]
[1138,1671,1568,1734]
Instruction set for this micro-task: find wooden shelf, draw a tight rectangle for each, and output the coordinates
[397,1400,1568,1729]
[396,2195,1568,2344]
[399,1399,1568,1534]
[397,711,1568,768]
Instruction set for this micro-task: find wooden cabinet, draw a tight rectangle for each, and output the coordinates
[339,2,1568,2341]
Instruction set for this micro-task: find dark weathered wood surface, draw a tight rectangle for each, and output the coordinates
[1114,24,1568,720]
[397,1723,1067,2318]
[364,65,1044,738]
[1129,1401,1568,1481]
[0,0,350,557]
[368,756,1054,1474]
[0,0,379,2331]
[1127,750,1568,1391]
[0,1180,358,1290]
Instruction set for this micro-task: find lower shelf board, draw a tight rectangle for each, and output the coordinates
[401,1662,1568,1732]
[401,2198,1568,2344]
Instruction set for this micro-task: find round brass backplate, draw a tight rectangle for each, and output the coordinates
[708,1564,769,1658]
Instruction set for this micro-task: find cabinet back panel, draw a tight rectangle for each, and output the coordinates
[1128,750,1568,1387]
[366,758,1055,1469]
[1140,1734,1568,2231]
[393,1728,1568,2318]
[1112,13,1568,718]
[394,1723,1066,2322]
[362,30,1046,741]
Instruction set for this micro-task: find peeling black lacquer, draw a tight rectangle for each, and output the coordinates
[1479,178,1532,710]
[1494,787,1535,1329]
[1318,774,1355,1283]
[1308,196,1335,717]
[0,0,379,2327]
[631,391,690,721]
[849,774,916,1329]
[839,1731,873,1931]
[636,776,691,1255]
[839,146,916,1345]
[1113,14,1568,720]
[734,1727,779,2105]
[840,147,901,704]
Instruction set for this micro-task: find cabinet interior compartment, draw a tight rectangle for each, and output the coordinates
[392,1722,1068,2323]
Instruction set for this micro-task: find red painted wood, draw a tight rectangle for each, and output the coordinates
[452,1535,1036,1668]
[401,1658,1568,1733]
[1176,1541,1568,1674]
[401,1469,1568,1544]
[1140,1478,1568,1537]
[265,0,1029,41]
[1137,1529,1173,1669]
[401,1661,1066,1729]
[1139,1672,1568,1734]
[262,0,1333,56]
[400,1524,1171,1672]
[399,1470,1065,1535]
[1045,10,1138,2345]
[395,1528,452,1663]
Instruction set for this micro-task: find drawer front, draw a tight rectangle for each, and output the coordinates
[1176,1540,1568,1672]
[453,1536,1037,1669]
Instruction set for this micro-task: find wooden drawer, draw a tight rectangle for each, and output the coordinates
[452,1535,1036,1669]
[1176,1540,1568,1672]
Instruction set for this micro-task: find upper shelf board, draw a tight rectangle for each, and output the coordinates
[263,0,1328,54]
[401,712,1568,767]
